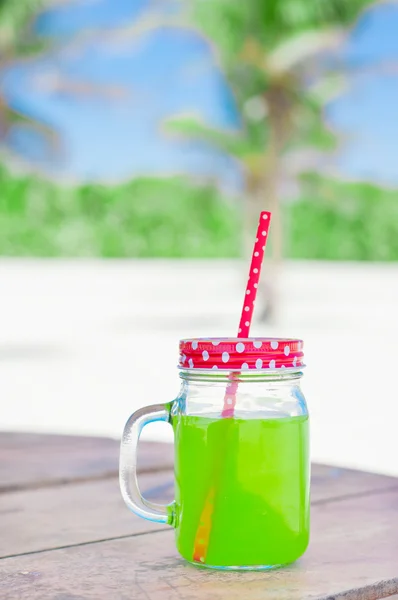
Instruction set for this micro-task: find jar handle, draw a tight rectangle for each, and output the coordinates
[119,403,174,525]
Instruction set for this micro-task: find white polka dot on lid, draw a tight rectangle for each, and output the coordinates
[253,268,259,274]
[212,365,218,370]
[293,356,298,367]
[255,358,263,369]
[246,289,251,295]
[202,350,209,361]
[245,321,250,327]
[236,342,245,353]
[222,352,230,363]
[253,283,258,288]
[227,398,233,405]
[284,345,290,356]
[262,213,268,220]
[269,359,276,369]
[241,362,249,370]
[254,251,259,257]
[212,340,220,346]
[244,306,250,312]
[188,358,194,368]
[270,340,279,350]
[192,341,198,350]
[253,341,262,349]
[261,231,267,236]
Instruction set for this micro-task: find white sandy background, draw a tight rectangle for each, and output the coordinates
[1,260,397,476]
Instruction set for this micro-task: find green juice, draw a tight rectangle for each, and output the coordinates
[173,414,310,568]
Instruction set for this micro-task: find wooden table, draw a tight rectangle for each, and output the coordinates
[1,433,398,600]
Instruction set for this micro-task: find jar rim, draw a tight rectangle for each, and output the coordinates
[178,368,304,383]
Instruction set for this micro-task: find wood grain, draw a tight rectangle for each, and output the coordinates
[0,471,174,558]
[2,434,398,599]
[0,432,173,492]
[1,490,398,600]
[311,464,398,504]
[1,432,395,501]
[1,433,398,561]
[2,465,397,559]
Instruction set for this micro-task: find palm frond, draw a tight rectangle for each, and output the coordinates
[0,0,44,52]
[192,0,372,59]
[165,116,250,158]
[266,28,345,75]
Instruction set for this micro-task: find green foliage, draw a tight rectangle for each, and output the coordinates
[190,0,373,114]
[0,166,240,257]
[166,117,248,158]
[0,0,45,51]
[165,116,268,178]
[193,0,372,62]
[1,166,398,261]
[179,0,373,200]
[287,176,398,261]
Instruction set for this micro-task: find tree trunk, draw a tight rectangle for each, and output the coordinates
[244,83,293,323]
[244,121,284,323]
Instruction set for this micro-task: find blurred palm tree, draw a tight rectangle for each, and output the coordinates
[168,0,372,319]
[0,0,49,149]
[0,0,186,168]
[0,0,45,54]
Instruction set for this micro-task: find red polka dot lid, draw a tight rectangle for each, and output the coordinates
[179,337,304,372]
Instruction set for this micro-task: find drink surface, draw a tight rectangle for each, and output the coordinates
[173,413,310,567]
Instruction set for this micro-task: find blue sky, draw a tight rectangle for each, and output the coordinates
[1,20,241,188]
[326,1,398,185]
[1,0,398,188]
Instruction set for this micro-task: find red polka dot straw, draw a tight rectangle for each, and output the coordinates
[238,211,271,338]
[192,211,272,564]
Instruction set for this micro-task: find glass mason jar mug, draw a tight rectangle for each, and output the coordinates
[120,337,310,570]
